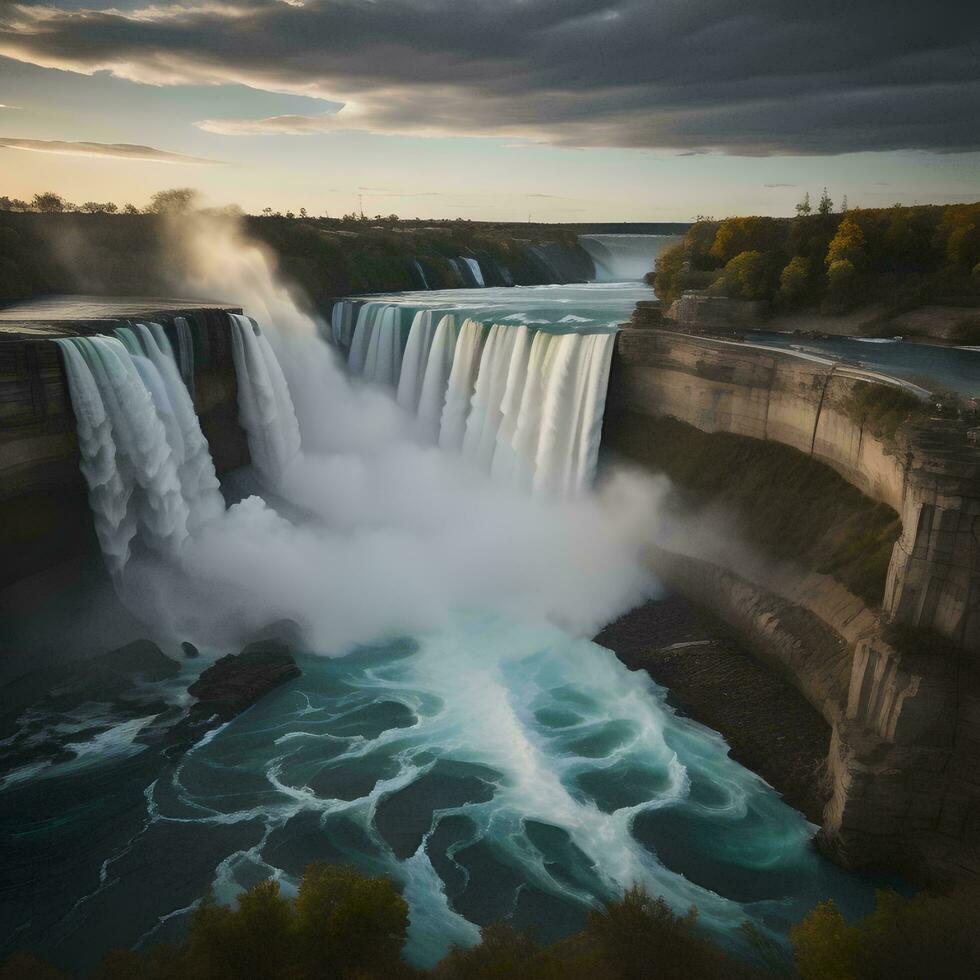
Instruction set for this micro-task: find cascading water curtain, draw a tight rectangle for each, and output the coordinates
[337,300,616,496]
[57,314,303,581]
[55,326,224,577]
[227,313,302,488]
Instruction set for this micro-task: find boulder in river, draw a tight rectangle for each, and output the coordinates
[187,640,301,723]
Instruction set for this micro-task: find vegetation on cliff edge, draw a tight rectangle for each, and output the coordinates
[603,416,901,605]
[649,203,980,321]
[5,865,980,980]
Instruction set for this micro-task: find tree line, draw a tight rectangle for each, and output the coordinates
[651,202,980,324]
[3,863,978,980]
[1,190,425,228]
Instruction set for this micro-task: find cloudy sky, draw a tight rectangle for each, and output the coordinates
[1,0,977,220]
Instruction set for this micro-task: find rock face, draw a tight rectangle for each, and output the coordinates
[666,290,768,330]
[187,641,301,722]
[605,326,980,882]
[609,328,980,650]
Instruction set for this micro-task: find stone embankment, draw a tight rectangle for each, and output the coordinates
[604,323,980,882]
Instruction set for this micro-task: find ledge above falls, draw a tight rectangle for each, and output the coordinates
[0,296,249,590]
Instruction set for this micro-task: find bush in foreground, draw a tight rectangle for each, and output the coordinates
[6,870,980,979]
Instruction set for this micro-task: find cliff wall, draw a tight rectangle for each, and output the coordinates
[604,327,980,881]
[609,328,979,650]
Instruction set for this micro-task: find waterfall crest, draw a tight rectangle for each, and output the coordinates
[336,301,616,495]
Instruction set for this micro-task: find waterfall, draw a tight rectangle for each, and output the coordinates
[362,305,403,387]
[173,315,196,395]
[412,259,430,290]
[54,330,224,575]
[396,310,438,412]
[439,319,487,452]
[335,300,616,495]
[462,257,485,288]
[417,315,460,440]
[57,312,305,577]
[579,234,681,282]
[330,301,356,349]
[228,313,301,487]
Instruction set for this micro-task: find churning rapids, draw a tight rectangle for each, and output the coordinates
[1,226,885,972]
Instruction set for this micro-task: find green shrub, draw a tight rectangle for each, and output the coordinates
[845,382,924,441]
[792,886,980,980]
[603,416,901,605]
[719,250,775,300]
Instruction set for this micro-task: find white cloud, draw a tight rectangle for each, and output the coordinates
[0,137,222,165]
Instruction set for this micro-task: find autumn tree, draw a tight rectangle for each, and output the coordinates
[826,214,867,269]
[708,216,782,265]
[719,250,775,300]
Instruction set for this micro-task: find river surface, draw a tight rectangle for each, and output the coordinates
[1,616,896,973]
[743,332,980,397]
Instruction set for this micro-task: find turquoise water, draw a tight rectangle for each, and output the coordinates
[350,282,651,332]
[1,617,892,971]
[145,619,885,965]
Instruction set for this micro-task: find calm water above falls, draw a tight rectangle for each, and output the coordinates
[743,332,980,397]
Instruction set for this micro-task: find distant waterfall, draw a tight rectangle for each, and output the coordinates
[335,300,616,495]
[412,259,430,290]
[55,328,223,575]
[462,257,485,287]
[578,234,681,282]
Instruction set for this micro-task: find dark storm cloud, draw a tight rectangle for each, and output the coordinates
[1,0,978,154]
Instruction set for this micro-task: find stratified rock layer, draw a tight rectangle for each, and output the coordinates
[605,327,980,882]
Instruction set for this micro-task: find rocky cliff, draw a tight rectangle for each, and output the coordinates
[604,326,980,881]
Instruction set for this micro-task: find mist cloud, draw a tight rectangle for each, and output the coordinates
[2,1,977,154]
[0,137,221,164]
[115,206,663,652]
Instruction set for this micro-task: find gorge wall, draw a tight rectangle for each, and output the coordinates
[603,327,980,881]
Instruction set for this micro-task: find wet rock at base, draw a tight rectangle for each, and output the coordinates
[187,640,301,723]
